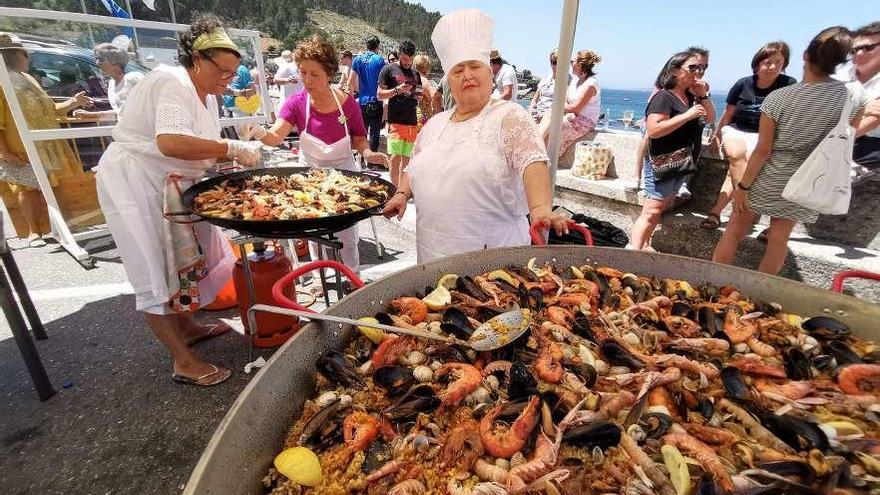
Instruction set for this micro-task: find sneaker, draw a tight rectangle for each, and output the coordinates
[26,233,46,248]
[676,183,692,201]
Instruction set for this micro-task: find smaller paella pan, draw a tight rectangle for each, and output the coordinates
[182,166,396,238]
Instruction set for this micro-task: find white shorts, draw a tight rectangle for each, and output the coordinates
[721,126,759,156]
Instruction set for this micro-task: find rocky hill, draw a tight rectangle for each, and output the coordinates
[306,10,400,54]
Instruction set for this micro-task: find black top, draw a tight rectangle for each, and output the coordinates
[726,74,797,133]
[378,63,421,125]
[646,90,702,157]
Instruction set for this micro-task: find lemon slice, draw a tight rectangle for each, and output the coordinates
[488,269,517,287]
[274,446,323,487]
[570,266,584,279]
[363,199,380,208]
[661,444,690,495]
[422,285,451,310]
[436,273,459,290]
[356,317,385,344]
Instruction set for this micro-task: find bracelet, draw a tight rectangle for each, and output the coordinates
[737,182,751,191]
[695,95,709,102]
[394,190,411,199]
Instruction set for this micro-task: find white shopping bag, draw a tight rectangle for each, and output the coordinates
[781,89,856,215]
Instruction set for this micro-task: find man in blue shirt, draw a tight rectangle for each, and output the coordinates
[223,63,255,114]
[350,36,386,162]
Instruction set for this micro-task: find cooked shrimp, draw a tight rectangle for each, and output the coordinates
[724,309,757,344]
[481,396,540,458]
[343,411,380,453]
[473,458,509,484]
[546,306,575,327]
[837,364,880,396]
[728,356,787,378]
[663,432,734,492]
[388,479,426,495]
[746,336,776,357]
[440,420,483,470]
[372,336,420,368]
[754,379,813,400]
[366,459,408,483]
[619,434,676,495]
[389,297,429,324]
[651,353,721,379]
[436,363,483,407]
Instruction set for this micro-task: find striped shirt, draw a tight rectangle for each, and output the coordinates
[749,81,867,223]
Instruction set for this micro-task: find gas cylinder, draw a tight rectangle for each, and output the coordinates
[233,241,300,347]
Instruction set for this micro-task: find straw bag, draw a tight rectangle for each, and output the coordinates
[572,142,613,180]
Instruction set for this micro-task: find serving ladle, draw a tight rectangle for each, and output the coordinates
[249,305,531,352]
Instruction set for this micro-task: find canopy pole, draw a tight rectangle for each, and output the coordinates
[546,0,580,195]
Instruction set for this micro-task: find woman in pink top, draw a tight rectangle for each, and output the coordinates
[250,36,388,273]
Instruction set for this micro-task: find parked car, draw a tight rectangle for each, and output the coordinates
[14,36,149,169]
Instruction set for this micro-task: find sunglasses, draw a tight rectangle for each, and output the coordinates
[202,56,236,79]
[852,42,880,56]
[685,64,708,73]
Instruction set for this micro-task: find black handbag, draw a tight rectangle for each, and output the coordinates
[648,145,697,182]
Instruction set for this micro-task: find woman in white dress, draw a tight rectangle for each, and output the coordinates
[96,15,261,386]
[382,9,567,263]
[73,43,144,121]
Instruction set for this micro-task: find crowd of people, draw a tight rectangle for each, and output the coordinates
[1,10,879,387]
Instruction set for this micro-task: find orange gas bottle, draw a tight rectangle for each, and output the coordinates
[233,242,300,347]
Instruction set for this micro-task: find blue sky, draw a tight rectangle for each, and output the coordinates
[413,0,872,91]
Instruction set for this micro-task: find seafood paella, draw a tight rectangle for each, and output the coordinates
[192,169,391,221]
[264,260,880,495]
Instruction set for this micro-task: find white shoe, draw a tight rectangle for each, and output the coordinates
[677,184,692,200]
[26,233,46,248]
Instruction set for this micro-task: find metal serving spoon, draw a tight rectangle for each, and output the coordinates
[248,305,531,352]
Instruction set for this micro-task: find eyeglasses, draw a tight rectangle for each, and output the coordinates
[851,42,880,56]
[202,56,236,79]
[685,64,708,73]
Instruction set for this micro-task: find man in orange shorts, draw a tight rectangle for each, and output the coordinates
[378,40,421,186]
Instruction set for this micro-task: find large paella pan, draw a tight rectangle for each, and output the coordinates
[185,247,880,495]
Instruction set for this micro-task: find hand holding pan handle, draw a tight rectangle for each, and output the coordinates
[530,220,594,246]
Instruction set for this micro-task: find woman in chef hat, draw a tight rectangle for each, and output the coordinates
[383,8,567,263]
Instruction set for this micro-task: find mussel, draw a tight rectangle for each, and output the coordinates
[812,354,838,373]
[373,366,415,397]
[639,412,673,440]
[362,439,392,473]
[456,275,489,301]
[698,306,723,337]
[570,362,598,388]
[316,350,364,388]
[784,348,813,381]
[695,473,718,495]
[600,340,645,369]
[518,284,544,311]
[441,307,474,339]
[384,384,440,421]
[508,361,538,400]
[693,395,715,421]
[299,399,346,450]
[756,410,830,453]
[722,366,751,401]
[425,343,470,363]
[756,460,817,485]
[802,316,851,340]
[823,341,864,366]
[671,300,696,319]
[754,301,783,317]
[571,310,598,344]
[562,421,622,450]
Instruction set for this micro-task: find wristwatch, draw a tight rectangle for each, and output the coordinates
[696,95,710,102]
[737,182,751,191]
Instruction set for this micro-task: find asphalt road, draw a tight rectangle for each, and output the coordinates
[0,205,417,494]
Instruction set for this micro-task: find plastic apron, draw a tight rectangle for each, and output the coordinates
[299,91,360,271]
[407,104,531,263]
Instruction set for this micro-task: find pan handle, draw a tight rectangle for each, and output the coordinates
[272,260,365,311]
[530,220,594,246]
[830,270,880,293]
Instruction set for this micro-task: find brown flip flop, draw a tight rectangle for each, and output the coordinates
[186,322,232,346]
[700,213,721,230]
[172,364,231,387]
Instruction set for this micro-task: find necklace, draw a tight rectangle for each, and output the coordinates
[451,106,482,122]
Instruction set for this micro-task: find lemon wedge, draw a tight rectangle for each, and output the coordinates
[422,285,451,310]
[569,265,584,279]
[488,269,517,287]
[661,444,690,495]
[274,446,322,487]
[363,199,380,208]
[356,317,385,344]
[436,273,459,290]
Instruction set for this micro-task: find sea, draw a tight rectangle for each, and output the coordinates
[517,88,727,132]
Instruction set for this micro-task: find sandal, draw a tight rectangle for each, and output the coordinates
[186,322,232,346]
[700,213,721,230]
[172,364,231,387]
[26,233,46,248]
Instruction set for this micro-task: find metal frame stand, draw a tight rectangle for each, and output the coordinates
[0,224,54,401]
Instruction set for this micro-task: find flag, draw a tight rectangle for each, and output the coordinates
[94,0,134,37]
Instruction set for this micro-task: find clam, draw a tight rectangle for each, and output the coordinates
[373,366,415,397]
[404,351,427,366]
[802,316,851,340]
[316,350,364,388]
[316,391,338,407]
[413,365,434,383]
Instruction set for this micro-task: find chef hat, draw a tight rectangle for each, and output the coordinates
[431,9,493,73]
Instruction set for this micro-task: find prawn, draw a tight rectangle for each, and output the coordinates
[682,423,740,447]
[651,353,721,379]
[746,336,777,357]
[482,360,513,377]
[440,420,483,470]
[388,479,426,495]
[728,356,787,378]
[753,379,813,400]
[619,434,676,495]
[343,411,379,453]
[389,297,429,324]
[663,432,734,493]
[480,396,540,458]
[508,430,558,488]
[660,315,702,338]
[723,309,756,344]
[837,364,880,396]
[372,336,420,368]
[534,324,564,383]
[436,363,483,407]
[664,337,730,357]
[366,459,408,483]
[473,458,509,484]
[546,306,575,327]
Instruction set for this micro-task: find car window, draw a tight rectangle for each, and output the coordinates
[28,51,107,99]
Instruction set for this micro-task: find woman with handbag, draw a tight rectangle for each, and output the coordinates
[628,51,713,250]
[712,27,874,275]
